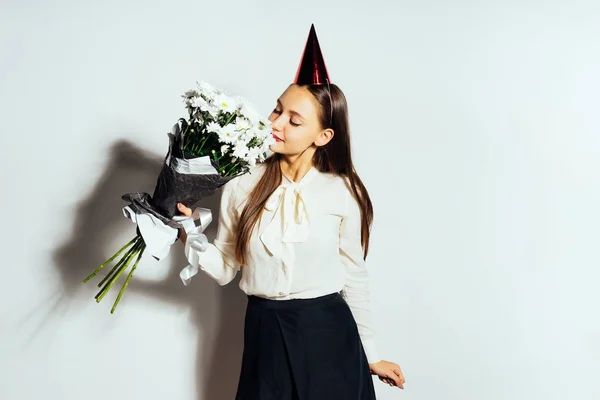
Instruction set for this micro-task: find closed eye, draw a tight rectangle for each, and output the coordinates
[272,108,300,127]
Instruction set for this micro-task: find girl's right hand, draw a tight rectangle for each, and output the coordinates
[177,202,193,217]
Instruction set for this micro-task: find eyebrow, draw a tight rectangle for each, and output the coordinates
[277,99,305,120]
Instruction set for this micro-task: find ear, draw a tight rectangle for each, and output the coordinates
[314,128,334,147]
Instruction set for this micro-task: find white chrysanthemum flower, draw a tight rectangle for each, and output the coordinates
[232,140,249,159]
[206,121,221,134]
[183,90,199,105]
[234,96,246,111]
[254,120,272,138]
[246,146,261,167]
[236,130,253,145]
[193,95,211,111]
[184,97,195,108]
[247,125,270,143]
[238,101,262,123]
[214,93,237,113]
[221,144,230,155]
[194,95,220,119]
[184,89,199,97]
[259,149,271,162]
[218,125,239,144]
[235,118,250,132]
[259,119,272,129]
[207,104,220,119]
[197,81,217,97]
[260,135,276,152]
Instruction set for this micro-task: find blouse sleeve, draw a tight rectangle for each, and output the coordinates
[182,178,241,286]
[339,187,381,364]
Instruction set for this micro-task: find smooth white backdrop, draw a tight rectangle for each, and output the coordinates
[1,1,598,399]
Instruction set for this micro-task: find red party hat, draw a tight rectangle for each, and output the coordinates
[293,24,331,85]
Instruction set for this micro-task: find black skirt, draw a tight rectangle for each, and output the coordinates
[235,292,377,400]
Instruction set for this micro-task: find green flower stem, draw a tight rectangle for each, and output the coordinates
[95,240,143,303]
[218,158,235,171]
[110,243,145,314]
[96,237,142,288]
[193,133,213,155]
[224,113,236,125]
[225,160,241,176]
[82,236,138,283]
[182,123,193,148]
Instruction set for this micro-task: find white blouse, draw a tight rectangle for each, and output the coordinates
[181,163,381,364]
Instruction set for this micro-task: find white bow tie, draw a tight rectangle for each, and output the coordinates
[260,181,311,262]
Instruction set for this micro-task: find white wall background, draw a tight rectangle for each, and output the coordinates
[1,0,598,399]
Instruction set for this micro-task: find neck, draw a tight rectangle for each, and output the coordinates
[278,149,315,183]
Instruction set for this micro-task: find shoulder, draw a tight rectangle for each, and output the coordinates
[220,162,267,207]
[235,162,268,195]
[316,170,352,196]
[310,170,356,214]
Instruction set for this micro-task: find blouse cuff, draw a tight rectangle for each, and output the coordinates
[362,338,382,365]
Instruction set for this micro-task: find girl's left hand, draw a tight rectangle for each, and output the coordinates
[369,360,405,389]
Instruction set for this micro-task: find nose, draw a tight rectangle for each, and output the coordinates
[270,114,285,132]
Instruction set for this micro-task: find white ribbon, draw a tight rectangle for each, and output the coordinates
[171,207,213,233]
[175,207,213,286]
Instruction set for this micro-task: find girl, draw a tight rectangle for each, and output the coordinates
[177,25,405,399]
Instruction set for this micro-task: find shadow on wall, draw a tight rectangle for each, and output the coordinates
[51,139,247,400]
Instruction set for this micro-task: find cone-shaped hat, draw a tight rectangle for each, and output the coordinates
[293,24,331,85]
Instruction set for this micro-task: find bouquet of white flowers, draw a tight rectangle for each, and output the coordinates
[83,81,274,313]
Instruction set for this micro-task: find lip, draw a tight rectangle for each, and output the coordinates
[272,134,284,142]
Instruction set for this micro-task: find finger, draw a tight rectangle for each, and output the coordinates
[393,367,404,380]
[394,368,406,386]
[380,376,395,387]
[378,376,391,385]
[387,371,403,388]
[386,374,403,389]
[177,203,192,217]
[392,366,405,385]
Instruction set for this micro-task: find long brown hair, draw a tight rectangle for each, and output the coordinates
[235,83,373,265]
